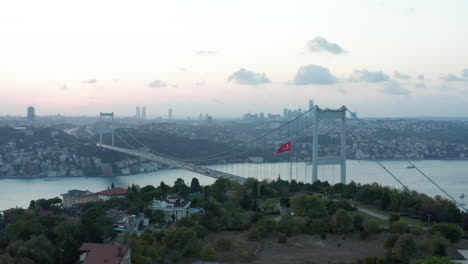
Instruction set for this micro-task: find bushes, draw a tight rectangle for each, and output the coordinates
[304,218,332,235]
[291,194,327,218]
[277,215,301,236]
[390,220,409,234]
[255,218,277,237]
[392,234,416,264]
[431,233,450,256]
[332,209,354,234]
[201,244,217,261]
[363,218,380,234]
[389,213,400,222]
[429,223,464,244]
[248,226,261,241]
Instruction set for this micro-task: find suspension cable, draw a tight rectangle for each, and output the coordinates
[346,107,465,211]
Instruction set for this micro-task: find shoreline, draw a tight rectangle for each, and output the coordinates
[1,159,468,180]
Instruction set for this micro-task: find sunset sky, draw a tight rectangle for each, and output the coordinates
[1,0,468,118]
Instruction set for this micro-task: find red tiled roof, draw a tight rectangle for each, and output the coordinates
[38,210,53,215]
[79,243,129,264]
[97,188,128,196]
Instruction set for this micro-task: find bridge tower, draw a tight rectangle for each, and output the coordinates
[312,106,347,184]
[99,112,115,146]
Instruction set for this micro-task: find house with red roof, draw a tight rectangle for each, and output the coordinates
[98,188,129,201]
[78,243,131,264]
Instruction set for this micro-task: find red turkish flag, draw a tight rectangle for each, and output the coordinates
[277,141,292,153]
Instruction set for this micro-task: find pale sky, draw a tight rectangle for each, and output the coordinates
[1,0,468,118]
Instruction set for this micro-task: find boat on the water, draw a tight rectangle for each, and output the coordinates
[43,178,60,181]
[407,165,416,169]
[461,194,465,199]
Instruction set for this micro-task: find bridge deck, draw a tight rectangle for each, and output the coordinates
[97,144,245,183]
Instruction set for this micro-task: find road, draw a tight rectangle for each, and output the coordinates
[97,143,245,183]
[355,206,389,221]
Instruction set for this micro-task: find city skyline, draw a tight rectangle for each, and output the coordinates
[1,0,468,118]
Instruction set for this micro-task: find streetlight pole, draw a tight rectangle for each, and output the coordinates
[426,214,432,228]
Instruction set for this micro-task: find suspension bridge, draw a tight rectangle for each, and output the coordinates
[96,106,467,212]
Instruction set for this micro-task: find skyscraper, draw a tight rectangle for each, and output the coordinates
[309,99,315,119]
[141,106,146,120]
[168,108,172,120]
[136,106,141,119]
[27,106,35,122]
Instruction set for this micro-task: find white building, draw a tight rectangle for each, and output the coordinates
[150,196,191,221]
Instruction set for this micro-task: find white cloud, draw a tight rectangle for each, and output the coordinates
[290,65,337,85]
[307,36,346,54]
[394,71,411,80]
[228,68,270,85]
[441,73,468,82]
[350,70,389,83]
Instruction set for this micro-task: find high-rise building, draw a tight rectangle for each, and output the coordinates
[309,99,315,119]
[141,106,146,120]
[198,113,203,120]
[136,106,141,119]
[309,100,314,111]
[27,106,35,122]
[168,108,172,120]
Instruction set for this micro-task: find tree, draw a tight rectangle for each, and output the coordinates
[6,235,56,264]
[363,218,380,234]
[252,181,259,198]
[53,221,80,264]
[392,234,416,264]
[431,233,450,256]
[173,178,190,198]
[279,197,290,208]
[332,209,354,234]
[211,178,231,202]
[190,178,201,193]
[390,220,409,234]
[291,194,327,219]
[353,215,364,232]
[28,200,36,210]
[389,213,400,222]
[277,214,299,236]
[163,227,200,257]
[255,218,277,237]
[429,223,464,244]
[79,204,113,242]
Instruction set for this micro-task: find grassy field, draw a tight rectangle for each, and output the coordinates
[351,200,427,227]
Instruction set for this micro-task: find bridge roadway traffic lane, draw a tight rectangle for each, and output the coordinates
[97,143,245,183]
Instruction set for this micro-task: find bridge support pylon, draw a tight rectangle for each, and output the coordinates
[99,112,115,146]
[312,106,347,184]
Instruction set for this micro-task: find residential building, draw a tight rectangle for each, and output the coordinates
[61,190,99,209]
[98,188,129,201]
[78,243,131,264]
[150,196,191,221]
